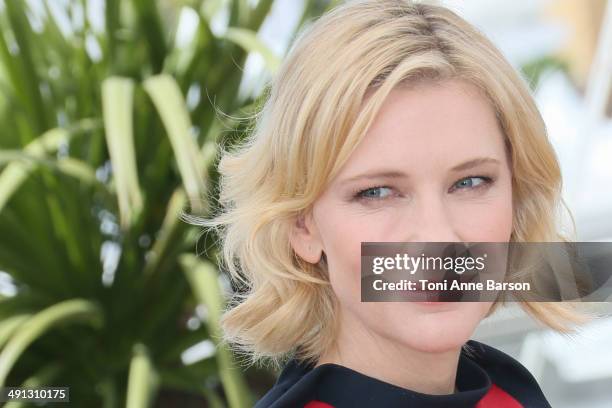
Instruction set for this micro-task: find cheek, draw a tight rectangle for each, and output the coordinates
[318,210,377,302]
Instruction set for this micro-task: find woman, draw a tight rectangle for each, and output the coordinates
[189,0,589,406]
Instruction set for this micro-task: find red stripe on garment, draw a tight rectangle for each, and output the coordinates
[476,383,523,408]
[303,383,522,408]
[304,401,335,408]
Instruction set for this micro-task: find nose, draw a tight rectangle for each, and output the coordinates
[402,191,462,243]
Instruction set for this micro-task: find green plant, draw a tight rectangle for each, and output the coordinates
[520,54,570,91]
[0,0,337,406]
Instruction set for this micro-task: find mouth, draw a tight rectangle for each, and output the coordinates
[408,279,443,301]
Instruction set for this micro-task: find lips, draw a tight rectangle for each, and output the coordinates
[406,279,442,302]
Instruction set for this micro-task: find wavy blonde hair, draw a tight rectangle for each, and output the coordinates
[185,0,592,370]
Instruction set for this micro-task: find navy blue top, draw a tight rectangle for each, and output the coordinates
[254,339,552,408]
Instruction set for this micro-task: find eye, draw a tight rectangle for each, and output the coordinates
[450,175,493,192]
[354,186,395,201]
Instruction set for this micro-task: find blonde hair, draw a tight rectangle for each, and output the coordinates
[185,0,592,370]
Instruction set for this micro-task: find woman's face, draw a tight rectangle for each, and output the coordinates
[291,78,513,353]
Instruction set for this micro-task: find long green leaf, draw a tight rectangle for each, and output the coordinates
[180,254,253,408]
[0,128,67,212]
[102,77,143,230]
[229,0,250,28]
[0,150,102,188]
[180,256,223,334]
[0,314,30,349]
[104,0,120,68]
[143,74,207,213]
[2,0,49,135]
[125,343,159,408]
[132,0,167,73]
[201,0,230,22]
[142,188,186,278]
[224,27,280,73]
[0,119,100,212]
[246,0,274,31]
[0,299,103,387]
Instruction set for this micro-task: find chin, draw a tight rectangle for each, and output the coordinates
[375,302,488,353]
[400,328,475,353]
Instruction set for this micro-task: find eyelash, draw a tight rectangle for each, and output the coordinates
[352,175,494,202]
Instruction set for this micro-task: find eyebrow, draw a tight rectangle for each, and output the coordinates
[450,157,500,172]
[339,157,500,185]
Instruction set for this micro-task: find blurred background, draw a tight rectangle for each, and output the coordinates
[0,0,610,407]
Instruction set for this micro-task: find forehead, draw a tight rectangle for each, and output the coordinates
[338,79,506,176]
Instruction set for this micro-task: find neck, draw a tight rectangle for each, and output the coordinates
[314,309,461,395]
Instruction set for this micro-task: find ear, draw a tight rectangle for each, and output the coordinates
[290,210,324,264]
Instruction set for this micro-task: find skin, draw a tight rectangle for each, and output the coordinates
[290,78,514,395]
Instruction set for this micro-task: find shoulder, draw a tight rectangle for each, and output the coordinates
[254,359,317,408]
